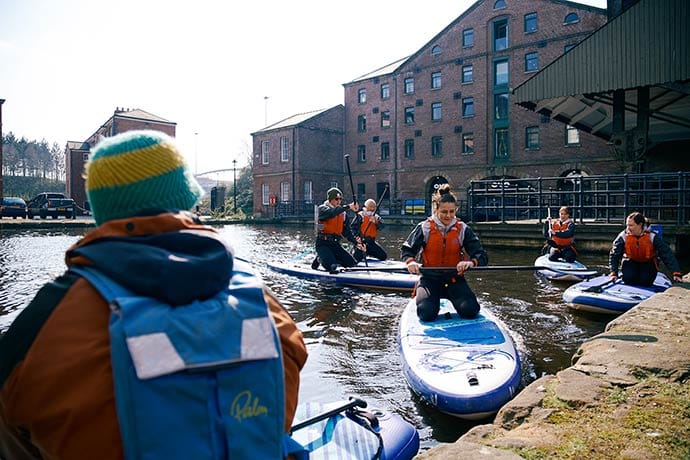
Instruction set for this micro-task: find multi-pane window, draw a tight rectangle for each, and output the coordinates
[357,145,366,162]
[262,184,270,205]
[462,98,474,117]
[381,110,391,128]
[495,128,510,159]
[357,115,366,132]
[280,182,289,202]
[495,93,509,120]
[431,45,441,55]
[526,126,540,149]
[431,71,442,89]
[261,140,270,165]
[463,28,474,47]
[405,107,415,124]
[380,83,390,99]
[431,102,442,121]
[431,136,443,157]
[280,136,289,162]
[404,139,415,159]
[566,125,580,145]
[462,65,473,83]
[381,142,390,161]
[525,52,539,72]
[493,18,508,51]
[494,0,506,9]
[404,78,414,94]
[304,180,313,203]
[358,88,366,103]
[494,59,509,86]
[462,133,474,154]
[564,12,579,24]
[524,12,537,33]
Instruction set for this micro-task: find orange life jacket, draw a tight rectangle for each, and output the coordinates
[551,219,574,247]
[359,212,378,238]
[319,211,345,236]
[624,231,656,263]
[422,219,465,267]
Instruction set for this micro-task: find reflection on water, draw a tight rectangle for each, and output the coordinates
[1,224,614,451]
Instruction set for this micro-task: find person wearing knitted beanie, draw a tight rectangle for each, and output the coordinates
[0,130,308,459]
[85,130,204,225]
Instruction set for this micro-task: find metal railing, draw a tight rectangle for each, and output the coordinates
[467,172,690,225]
[264,172,690,225]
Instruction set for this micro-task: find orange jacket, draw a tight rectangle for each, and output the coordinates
[550,218,574,247]
[624,231,656,263]
[0,212,307,460]
[421,219,466,267]
[359,213,379,238]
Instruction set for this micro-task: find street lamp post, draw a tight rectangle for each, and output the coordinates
[0,98,5,200]
[232,159,237,214]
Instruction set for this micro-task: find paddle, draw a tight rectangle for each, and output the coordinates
[344,154,357,206]
[583,278,618,293]
[341,265,596,276]
[290,397,367,434]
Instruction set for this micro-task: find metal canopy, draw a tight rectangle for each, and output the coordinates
[513,0,690,147]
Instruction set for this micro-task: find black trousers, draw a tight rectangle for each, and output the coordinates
[353,237,388,262]
[315,238,357,271]
[548,245,576,263]
[415,275,480,322]
[621,259,657,287]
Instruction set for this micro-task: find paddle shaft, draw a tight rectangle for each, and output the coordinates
[344,154,357,205]
[290,397,367,434]
[341,265,593,276]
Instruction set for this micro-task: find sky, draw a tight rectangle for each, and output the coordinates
[0,0,606,179]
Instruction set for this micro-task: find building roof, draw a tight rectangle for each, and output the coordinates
[66,141,90,150]
[253,107,336,133]
[513,0,690,145]
[113,108,174,124]
[347,56,410,84]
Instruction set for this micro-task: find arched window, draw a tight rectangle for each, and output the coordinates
[431,45,441,55]
[564,12,579,24]
[494,0,506,9]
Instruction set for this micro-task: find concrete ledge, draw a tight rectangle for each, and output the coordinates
[419,281,690,459]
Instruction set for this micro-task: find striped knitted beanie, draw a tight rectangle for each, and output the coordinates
[86,130,203,225]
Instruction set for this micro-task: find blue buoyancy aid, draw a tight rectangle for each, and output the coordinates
[71,262,306,460]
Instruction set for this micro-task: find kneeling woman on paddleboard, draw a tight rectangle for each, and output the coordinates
[401,184,488,322]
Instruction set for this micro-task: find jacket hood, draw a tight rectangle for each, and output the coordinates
[66,214,234,305]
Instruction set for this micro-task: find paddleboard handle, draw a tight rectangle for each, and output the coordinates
[290,397,367,434]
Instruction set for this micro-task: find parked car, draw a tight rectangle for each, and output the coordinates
[26,193,76,219]
[0,196,28,219]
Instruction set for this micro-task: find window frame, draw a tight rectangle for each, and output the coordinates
[280,181,290,202]
[462,65,473,83]
[358,88,366,104]
[525,52,539,72]
[431,136,443,157]
[565,124,581,146]
[404,78,414,94]
[494,93,509,120]
[564,12,579,25]
[494,59,509,87]
[526,126,540,149]
[431,45,441,55]
[462,97,475,118]
[261,140,270,165]
[462,132,474,155]
[357,144,367,162]
[357,114,367,133]
[431,71,442,89]
[261,183,270,205]
[380,142,390,161]
[493,18,509,51]
[280,136,289,162]
[463,28,474,47]
[404,139,415,159]
[495,128,510,160]
[380,83,390,99]
[524,12,537,33]
[303,180,313,204]
[404,106,415,125]
[431,102,442,121]
[381,110,391,128]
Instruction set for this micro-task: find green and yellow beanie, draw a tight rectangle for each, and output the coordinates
[86,130,203,225]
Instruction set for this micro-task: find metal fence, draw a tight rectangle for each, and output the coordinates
[468,172,690,225]
[270,172,690,225]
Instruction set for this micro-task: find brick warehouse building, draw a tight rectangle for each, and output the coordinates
[251,106,344,216]
[65,108,176,209]
[252,0,614,217]
[343,0,612,211]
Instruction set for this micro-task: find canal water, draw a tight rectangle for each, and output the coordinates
[1,223,615,451]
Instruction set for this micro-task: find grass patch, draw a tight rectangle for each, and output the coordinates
[506,377,690,459]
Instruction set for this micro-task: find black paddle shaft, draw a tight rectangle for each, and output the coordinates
[344,154,357,205]
[290,397,367,434]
